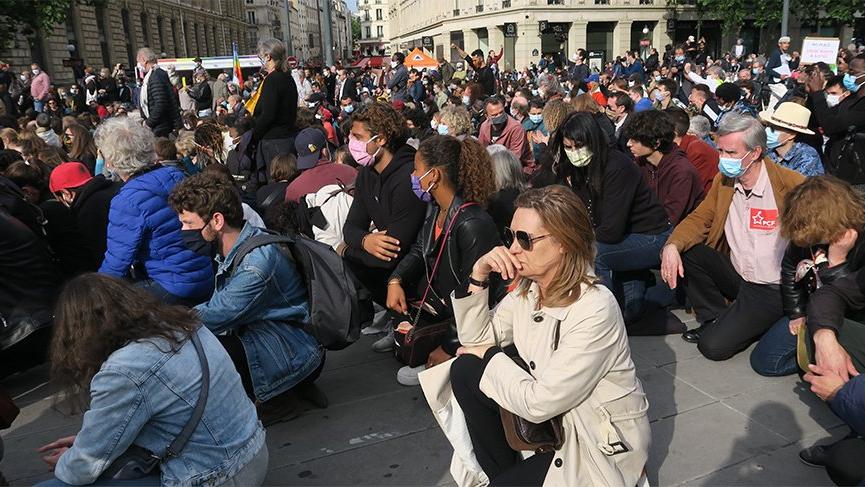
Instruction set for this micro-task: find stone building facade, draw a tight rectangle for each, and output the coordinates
[0,0,250,86]
[357,0,390,56]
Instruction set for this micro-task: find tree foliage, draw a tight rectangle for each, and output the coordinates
[0,0,103,49]
[668,0,862,34]
[351,16,361,43]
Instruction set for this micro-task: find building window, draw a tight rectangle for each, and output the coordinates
[308,33,315,47]
[121,9,135,67]
[171,18,179,56]
[65,11,80,59]
[364,10,370,21]
[476,3,484,11]
[204,22,211,55]
[638,0,653,3]
[95,5,111,67]
[156,16,165,53]
[547,0,563,4]
[248,11,256,24]
[376,9,382,19]
[365,26,371,38]
[377,25,383,37]
[194,23,201,54]
[594,0,609,3]
[502,0,510,6]
[140,12,150,46]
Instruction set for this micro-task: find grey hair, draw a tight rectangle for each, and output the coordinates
[257,38,287,66]
[137,47,157,64]
[439,105,472,137]
[486,144,527,192]
[688,116,712,139]
[707,66,724,78]
[94,117,156,176]
[716,113,766,152]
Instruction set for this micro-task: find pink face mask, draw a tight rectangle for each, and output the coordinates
[348,135,379,166]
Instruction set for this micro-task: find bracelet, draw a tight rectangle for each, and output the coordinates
[387,278,402,286]
[468,275,489,289]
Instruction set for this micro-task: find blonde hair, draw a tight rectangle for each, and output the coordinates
[439,105,473,137]
[174,131,197,157]
[570,93,601,114]
[514,185,597,308]
[541,99,573,134]
[781,175,865,247]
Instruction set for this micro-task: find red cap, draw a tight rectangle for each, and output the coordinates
[392,100,405,111]
[49,162,93,193]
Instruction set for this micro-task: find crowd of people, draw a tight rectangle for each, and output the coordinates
[0,31,864,486]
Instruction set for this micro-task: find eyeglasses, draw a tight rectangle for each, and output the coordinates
[503,227,550,251]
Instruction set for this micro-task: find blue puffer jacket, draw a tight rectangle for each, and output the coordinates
[99,165,213,299]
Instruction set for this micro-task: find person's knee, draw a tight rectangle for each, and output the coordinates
[749,348,784,376]
[697,335,736,361]
[450,354,483,395]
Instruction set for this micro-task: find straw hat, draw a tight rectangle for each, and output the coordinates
[758,102,815,135]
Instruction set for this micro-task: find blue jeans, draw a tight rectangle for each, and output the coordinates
[750,317,798,376]
[134,278,204,307]
[33,100,45,112]
[595,228,672,321]
[35,476,160,487]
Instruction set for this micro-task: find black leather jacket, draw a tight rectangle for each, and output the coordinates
[390,195,503,353]
[783,236,865,322]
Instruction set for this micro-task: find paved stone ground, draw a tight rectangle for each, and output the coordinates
[1,310,845,486]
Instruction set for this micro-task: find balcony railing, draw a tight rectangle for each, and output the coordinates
[476,4,484,11]
[502,0,511,6]
[547,0,564,4]
[453,8,460,15]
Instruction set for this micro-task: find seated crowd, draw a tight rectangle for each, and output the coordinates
[0,38,863,486]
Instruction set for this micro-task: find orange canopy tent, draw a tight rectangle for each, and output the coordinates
[404,48,439,69]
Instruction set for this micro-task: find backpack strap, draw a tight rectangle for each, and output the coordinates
[226,232,295,275]
[163,330,209,459]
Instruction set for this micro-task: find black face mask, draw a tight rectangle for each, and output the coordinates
[181,225,217,259]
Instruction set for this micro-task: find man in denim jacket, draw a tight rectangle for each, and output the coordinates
[169,173,324,419]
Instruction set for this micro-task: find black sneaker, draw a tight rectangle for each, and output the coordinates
[798,445,830,467]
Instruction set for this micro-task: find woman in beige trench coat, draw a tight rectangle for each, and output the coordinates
[419,185,651,486]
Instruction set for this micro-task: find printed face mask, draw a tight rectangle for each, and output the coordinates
[564,146,593,167]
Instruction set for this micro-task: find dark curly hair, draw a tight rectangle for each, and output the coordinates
[51,273,199,399]
[417,135,495,206]
[350,101,408,154]
[169,172,245,228]
[193,122,226,165]
[622,109,675,152]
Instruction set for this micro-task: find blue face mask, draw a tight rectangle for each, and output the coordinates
[752,67,760,75]
[94,156,105,177]
[437,124,449,135]
[529,114,543,124]
[718,150,754,178]
[343,104,355,114]
[764,127,792,149]
[675,55,685,62]
[843,73,864,93]
[411,169,434,202]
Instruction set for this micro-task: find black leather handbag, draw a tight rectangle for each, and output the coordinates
[99,331,210,480]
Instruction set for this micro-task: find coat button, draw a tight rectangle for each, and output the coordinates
[533,315,544,323]
[555,458,563,468]
[529,361,536,370]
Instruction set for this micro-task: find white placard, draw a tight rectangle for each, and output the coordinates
[800,37,840,65]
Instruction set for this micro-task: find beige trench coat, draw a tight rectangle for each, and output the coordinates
[419,282,650,486]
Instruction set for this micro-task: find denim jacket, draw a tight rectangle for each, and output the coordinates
[55,326,265,487]
[195,223,322,401]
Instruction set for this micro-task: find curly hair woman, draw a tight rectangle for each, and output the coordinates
[35,273,267,487]
[386,135,502,385]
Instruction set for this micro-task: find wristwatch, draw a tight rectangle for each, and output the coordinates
[468,275,489,289]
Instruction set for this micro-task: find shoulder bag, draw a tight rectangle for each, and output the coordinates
[99,330,210,480]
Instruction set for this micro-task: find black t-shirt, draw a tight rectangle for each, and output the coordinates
[464,56,496,97]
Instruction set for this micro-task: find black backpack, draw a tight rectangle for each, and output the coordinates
[226,230,372,350]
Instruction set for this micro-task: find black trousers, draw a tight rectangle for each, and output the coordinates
[450,355,554,486]
[345,258,393,308]
[681,244,785,361]
[824,436,865,486]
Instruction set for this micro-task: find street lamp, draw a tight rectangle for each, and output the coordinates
[640,25,651,60]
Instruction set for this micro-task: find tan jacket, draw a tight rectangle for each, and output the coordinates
[666,158,805,254]
[420,283,650,486]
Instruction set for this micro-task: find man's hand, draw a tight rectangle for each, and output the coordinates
[427,346,452,368]
[789,317,806,336]
[37,435,76,470]
[362,231,401,261]
[814,328,860,382]
[828,228,858,267]
[804,363,846,402]
[804,71,825,94]
[660,244,684,289]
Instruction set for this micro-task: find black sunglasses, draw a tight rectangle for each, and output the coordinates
[503,227,550,251]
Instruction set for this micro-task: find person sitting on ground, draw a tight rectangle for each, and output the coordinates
[521,98,547,161]
[548,112,675,332]
[34,113,61,148]
[486,144,527,235]
[689,84,722,129]
[340,102,426,322]
[759,102,825,177]
[255,153,298,214]
[625,109,704,226]
[436,105,472,138]
[201,163,267,229]
[436,185,650,486]
[48,162,120,270]
[35,274,268,487]
[660,113,805,364]
[385,135,501,386]
[169,173,325,424]
[63,124,97,175]
[285,128,357,203]
[478,96,533,172]
[96,117,213,305]
[665,106,719,194]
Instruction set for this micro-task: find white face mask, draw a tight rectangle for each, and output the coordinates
[31,69,39,75]
[826,94,842,108]
[390,61,398,68]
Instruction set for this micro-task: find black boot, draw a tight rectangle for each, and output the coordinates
[682,319,715,343]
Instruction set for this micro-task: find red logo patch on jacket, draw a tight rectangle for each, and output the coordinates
[750,208,778,231]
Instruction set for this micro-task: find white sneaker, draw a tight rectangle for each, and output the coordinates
[371,329,395,353]
[362,308,391,335]
[397,364,425,386]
